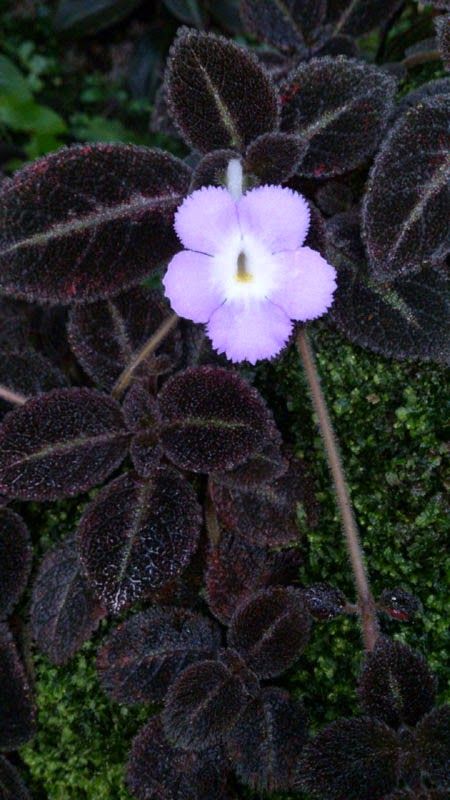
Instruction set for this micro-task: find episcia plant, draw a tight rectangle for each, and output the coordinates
[0,5,449,798]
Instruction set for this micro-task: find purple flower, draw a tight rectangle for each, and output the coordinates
[163,168,336,364]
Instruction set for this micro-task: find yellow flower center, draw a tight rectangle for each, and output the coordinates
[235,251,253,283]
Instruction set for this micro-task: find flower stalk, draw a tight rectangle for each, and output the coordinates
[112,312,178,399]
[296,328,379,651]
[0,385,27,406]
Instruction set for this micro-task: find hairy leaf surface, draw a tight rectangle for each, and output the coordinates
[328,0,402,36]
[31,536,106,665]
[0,623,36,750]
[327,212,450,365]
[97,607,221,704]
[228,587,310,678]
[78,469,202,613]
[0,757,31,800]
[205,526,301,623]
[245,132,308,184]
[0,144,191,304]
[415,706,450,788]
[358,638,437,729]
[301,583,347,621]
[0,509,31,619]
[163,649,259,750]
[126,716,230,800]
[297,717,400,800]
[363,99,450,281]
[226,687,308,791]
[68,289,179,391]
[211,455,318,545]
[0,349,67,418]
[0,388,129,500]
[158,366,277,473]
[165,28,279,152]
[240,0,326,51]
[281,57,396,177]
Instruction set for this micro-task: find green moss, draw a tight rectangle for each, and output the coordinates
[21,638,149,800]
[259,326,449,715]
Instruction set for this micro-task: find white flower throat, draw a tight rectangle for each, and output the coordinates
[210,157,280,304]
[212,230,279,304]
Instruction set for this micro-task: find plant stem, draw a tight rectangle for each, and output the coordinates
[296,328,379,651]
[0,385,27,405]
[402,49,441,69]
[204,479,221,546]
[112,313,178,399]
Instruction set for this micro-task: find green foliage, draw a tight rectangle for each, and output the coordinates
[258,326,449,720]
[0,51,66,159]
[21,641,149,800]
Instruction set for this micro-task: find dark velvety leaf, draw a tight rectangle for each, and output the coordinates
[304,199,328,257]
[68,289,180,391]
[53,0,143,35]
[0,388,129,501]
[31,536,106,665]
[126,716,231,800]
[129,432,163,478]
[226,687,308,791]
[78,469,201,613]
[228,587,310,678]
[315,180,353,217]
[165,28,279,153]
[328,0,402,37]
[395,77,450,119]
[435,15,450,70]
[363,99,450,282]
[326,213,450,365]
[158,367,277,473]
[212,438,287,490]
[240,0,326,51]
[297,717,400,800]
[33,306,72,372]
[0,509,31,619]
[245,132,307,184]
[358,638,437,730]
[256,49,295,84]
[205,525,301,623]
[414,706,450,789]
[163,649,259,750]
[122,379,160,431]
[190,150,239,191]
[0,349,67,418]
[377,588,423,622]
[315,34,359,58]
[0,144,191,304]
[0,298,33,352]
[211,455,318,546]
[301,583,347,621]
[0,757,31,800]
[281,57,396,177]
[150,84,181,139]
[97,607,221,704]
[163,0,207,26]
[0,623,36,750]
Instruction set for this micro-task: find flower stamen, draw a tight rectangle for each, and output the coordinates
[236,250,253,283]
